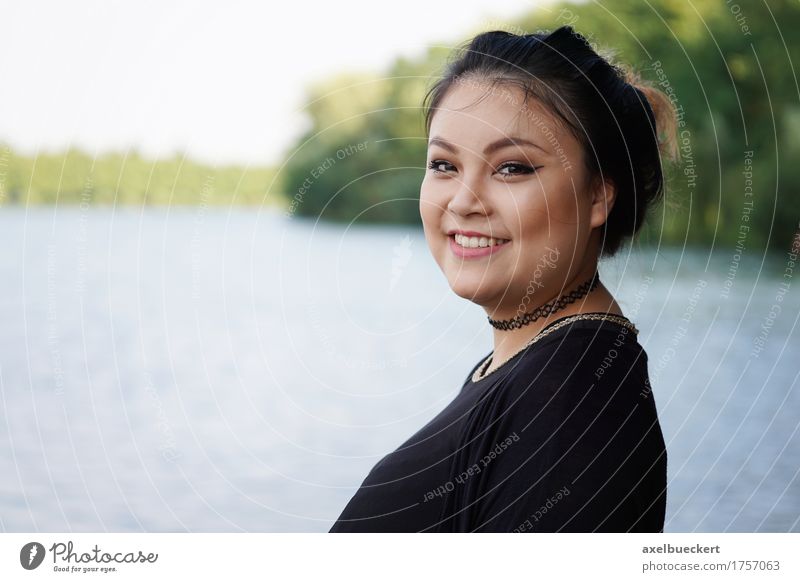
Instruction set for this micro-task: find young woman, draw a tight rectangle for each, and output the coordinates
[330,25,678,533]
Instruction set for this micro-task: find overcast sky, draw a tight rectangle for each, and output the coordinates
[2,0,561,166]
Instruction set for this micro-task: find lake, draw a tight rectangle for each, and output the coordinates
[0,206,797,532]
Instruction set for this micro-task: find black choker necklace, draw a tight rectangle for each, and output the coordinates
[487,271,600,330]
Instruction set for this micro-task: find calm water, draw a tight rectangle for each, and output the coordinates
[0,206,798,532]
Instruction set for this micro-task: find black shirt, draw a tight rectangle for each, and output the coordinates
[329,313,668,533]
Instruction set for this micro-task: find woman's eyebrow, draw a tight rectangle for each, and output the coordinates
[428,135,548,155]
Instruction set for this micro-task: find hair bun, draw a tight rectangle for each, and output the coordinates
[620,66,680,163]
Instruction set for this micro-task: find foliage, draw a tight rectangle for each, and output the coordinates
[0,145,283,209]
[280,0,800,251]
[4,0,799,252]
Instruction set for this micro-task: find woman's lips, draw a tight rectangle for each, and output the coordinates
[448,235,511,258]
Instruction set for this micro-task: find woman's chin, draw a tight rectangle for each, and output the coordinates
[447,276,498,305]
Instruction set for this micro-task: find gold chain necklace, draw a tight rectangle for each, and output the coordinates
[471,312,639,383]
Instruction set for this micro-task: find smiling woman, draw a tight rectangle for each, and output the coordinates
[330,25,678,533]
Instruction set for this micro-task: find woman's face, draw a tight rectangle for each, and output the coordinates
[419,78,614,317]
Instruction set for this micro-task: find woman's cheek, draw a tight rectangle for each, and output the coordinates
[505,187,548,238]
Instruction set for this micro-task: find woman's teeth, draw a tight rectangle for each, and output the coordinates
[454,233,510,248]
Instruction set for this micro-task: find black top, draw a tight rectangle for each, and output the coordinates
[329,313,668,533]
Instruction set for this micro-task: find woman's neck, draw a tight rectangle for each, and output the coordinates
[486,279,623,374]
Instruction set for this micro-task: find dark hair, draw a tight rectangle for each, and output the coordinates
[422,25,679,258]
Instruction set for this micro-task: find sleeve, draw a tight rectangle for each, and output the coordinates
[440,335,667,532]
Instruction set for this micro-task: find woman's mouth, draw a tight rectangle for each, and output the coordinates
[449,233,511,259]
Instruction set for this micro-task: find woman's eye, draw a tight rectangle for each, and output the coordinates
[426,160,538,176]
[496,162,537,176]
[427,160,454,174]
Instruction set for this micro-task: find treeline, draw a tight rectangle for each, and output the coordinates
[0,145,284,208]
[3,0,800,253]
[280,0,800,252]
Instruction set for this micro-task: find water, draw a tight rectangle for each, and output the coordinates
[0,206,797,532]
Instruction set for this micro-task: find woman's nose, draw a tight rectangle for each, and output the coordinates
[446,172,488,216]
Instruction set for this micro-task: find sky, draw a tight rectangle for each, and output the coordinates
[1,0,560,166]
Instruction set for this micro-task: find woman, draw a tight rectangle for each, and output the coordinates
[330,25,677,533]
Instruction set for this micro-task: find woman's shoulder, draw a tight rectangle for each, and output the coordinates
[497,321,651,412]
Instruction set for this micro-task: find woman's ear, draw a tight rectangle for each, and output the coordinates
[589,175,617,229]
